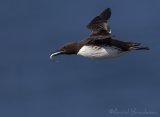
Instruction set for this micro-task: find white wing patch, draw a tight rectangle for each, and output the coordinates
[104,23,111,34]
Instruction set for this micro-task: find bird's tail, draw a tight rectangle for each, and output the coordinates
[128,42,150,50]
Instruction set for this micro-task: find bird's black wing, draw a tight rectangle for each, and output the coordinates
[86,8,112,37]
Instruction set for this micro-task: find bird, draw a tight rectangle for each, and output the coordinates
[50,8,149,60]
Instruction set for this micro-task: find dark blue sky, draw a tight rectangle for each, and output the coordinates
[0,0,160,117]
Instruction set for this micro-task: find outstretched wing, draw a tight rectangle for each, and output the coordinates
[86,8,112,37]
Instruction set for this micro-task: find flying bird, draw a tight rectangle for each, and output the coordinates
[50,8,149,60]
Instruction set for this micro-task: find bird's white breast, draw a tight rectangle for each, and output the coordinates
[77,45,126,59]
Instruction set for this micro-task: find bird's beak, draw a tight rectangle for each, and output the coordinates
[50,51,63,59]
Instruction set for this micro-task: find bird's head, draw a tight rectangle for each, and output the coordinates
[50,42,79,59]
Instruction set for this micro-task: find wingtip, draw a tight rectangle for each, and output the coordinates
[99,8,112,20]
[107,8,111,11]
[103,8,111,13]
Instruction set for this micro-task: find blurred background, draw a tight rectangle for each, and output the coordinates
[0,0,160,117]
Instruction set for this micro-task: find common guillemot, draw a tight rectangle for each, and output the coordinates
[50,8,149,59]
